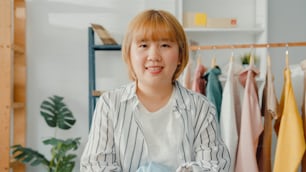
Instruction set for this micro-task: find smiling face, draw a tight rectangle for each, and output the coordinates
[130,36,180,88]
[122,10,189,84]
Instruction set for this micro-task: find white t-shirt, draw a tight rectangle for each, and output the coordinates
[136,89,182,170]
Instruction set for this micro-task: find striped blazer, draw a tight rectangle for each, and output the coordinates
[81,81,230,172]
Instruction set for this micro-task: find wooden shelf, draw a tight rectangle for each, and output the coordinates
[92,90,106,97]
[14,44,25,54]
[0,0,26,171]
[9,159,23,171]
[13,102,25,109]
[0,0,14,171]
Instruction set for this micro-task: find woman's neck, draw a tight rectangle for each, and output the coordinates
[136,83,174,112]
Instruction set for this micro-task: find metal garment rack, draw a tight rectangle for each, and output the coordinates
[190,41,306,70]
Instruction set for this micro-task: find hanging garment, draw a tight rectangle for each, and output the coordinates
[180,55,197,89]
[276,64,305,135]
[222,62,244,135]
[273,68,306,172]
[300,60,306,172]
[182,62,192,89]
[291,64,305,114]
[256,56,280,172]
[235,65,263,172]
[219,61,239,172]
[203,66,223,121]
[191,63,207,95]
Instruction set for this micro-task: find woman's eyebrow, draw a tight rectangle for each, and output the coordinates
[159,38,175,42]
[134,37,174,43]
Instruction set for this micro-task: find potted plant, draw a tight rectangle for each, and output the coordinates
[240,52,259,66]
[11,95,81,172]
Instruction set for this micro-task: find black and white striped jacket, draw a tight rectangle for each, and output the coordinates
[81,81,230,172]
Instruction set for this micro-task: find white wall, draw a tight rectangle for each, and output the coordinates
[268,0,306,97]
[25,0,306,172]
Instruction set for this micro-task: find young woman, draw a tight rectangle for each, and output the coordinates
[81,9,230,172]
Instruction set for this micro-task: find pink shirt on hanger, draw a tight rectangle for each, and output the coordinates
[191,63,207,94]
[235,64,263,172]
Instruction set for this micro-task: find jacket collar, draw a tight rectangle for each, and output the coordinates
[120,82,137,102]
[120,81,191,112]
[173,81,191,111]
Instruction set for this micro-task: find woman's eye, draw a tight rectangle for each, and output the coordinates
[139,44,147,48]
[161,44,170,47]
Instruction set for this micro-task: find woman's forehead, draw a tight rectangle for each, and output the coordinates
[132,28,176,42]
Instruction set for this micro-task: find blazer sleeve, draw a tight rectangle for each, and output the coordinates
[177,102,231,172]
[80,94,121,172]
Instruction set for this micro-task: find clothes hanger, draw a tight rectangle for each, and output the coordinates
[197,56,202,65]
[196,47,202,65]
[211,46,216,68]
[211,57,216,68]
[285,43,289,69]
[230,46,234,63]
[267,44,271,68]
[267,54,271,68]
[249,45,254,66]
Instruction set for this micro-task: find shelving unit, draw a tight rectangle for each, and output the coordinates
[176,0,268,78]
[0,0,13,170]
[0,0,27,171]
[88,27,121,128]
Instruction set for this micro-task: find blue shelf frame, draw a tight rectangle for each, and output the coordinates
[88,27,121,128]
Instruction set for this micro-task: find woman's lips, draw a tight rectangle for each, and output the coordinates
[145,66,163,74]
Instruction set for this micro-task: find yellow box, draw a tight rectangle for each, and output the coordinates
[183,12,207,28]
[206,18,237,28]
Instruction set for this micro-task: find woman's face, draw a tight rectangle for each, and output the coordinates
[130,37,180,88]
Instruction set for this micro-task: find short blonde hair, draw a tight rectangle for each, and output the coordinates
[122,9,189,81]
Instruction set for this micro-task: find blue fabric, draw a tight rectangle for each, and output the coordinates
[136,162,172,172]
[203,66,223,121]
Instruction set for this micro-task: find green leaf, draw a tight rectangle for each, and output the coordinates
[40,95,76,129]
[11,144,50,167]
[12,95,81,172]
[57,161,75,172]
[43,138,81,152]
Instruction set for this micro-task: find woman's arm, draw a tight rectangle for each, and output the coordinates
[177,102,231,172]
[80,94,121,172]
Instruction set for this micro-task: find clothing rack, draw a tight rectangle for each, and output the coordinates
[190,41,306,51]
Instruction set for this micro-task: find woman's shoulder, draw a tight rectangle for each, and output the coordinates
[100,82,136,100]
[175,81,209,101]
[174,81,216,115]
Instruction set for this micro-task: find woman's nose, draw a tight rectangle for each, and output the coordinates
[147,46,161,61]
